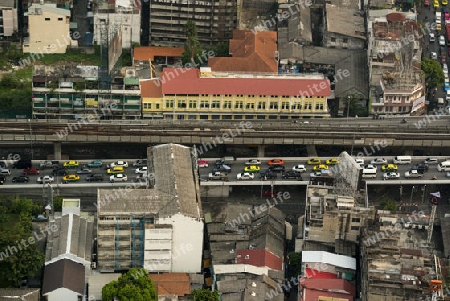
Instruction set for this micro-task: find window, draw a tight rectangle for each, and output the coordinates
[189,100,197,108]
[351,226,360,231]
[257,101,266,109]
[200,101,209,108]
[177,100,186,108]
[143,103,152,109]
[45,17,50,21]
[58,17,63,21]
[343,38,348,43]
[223,101,232,109]
[211,101,220,108]
[235,101,243,109]
[281,102,289,110]
[351,218,360,223]
[269,102,278,109]
[331,37,336,43]
[165,100,174,108]
[305,102,312,110]
[315,103,323,110]
[155,103,160,109]
[246,102,254,109]
[291,102,301,110]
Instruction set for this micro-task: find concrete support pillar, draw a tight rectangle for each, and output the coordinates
[54,142,62,160]
[257,145,265,158]
[306,145,317,157]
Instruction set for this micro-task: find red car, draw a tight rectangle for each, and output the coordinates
[23,167,40,175]
[263,190,282,197]
[425,0,429,6]
[267,158,285,165]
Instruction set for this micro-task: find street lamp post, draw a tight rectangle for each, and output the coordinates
[410,186,415,204]
[422,185,427,204]
[28,119,34,161]
[347,96,350,122]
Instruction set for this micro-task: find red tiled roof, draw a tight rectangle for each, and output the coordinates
[305,268,338,279]
[134,46,185,61]
[208,30,278,73]
[236,249,283,270]
[386,12,406,22]
[140,79,162,98]
[160,68,330,97]
[148,273,190,297]
[300,278,355,297]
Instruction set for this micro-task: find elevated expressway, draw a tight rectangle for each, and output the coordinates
[0,116,449,159]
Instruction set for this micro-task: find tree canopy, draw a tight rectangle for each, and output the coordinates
[0,196,44,287]
[421,58,445,90]
[188,289,220,301]
[182,19,204,67]
[102,268,157,301]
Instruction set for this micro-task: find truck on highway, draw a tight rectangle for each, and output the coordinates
[208,172,229,181]
[404,170,423,178]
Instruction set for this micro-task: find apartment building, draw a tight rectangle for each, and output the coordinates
[0,0,18,38]
[140,67,331,120]
[368,12,425,115]
[147,0,237,47]
[96,144,203,273]
[24,4,71,54]
[32,65,141,120]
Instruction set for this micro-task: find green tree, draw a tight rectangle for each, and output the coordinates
[182,19,203,67]
[102,268,157,301]
[0,196,44,288]
[53,197,63,212]
[421,58,445,90]
[188,289,220,301]
[380,197,398,211]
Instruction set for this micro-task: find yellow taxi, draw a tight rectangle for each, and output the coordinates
[62,174,80,182]
[443,0,448,5]
[313,164,329,171]
[437,23,442,31]
[307,158,321,165]
[381,164,398,171]
[63,160,79,168]
[326,158,341,165]
[244,165,261,173]
[107,166,125,174]
[434,0,440,8]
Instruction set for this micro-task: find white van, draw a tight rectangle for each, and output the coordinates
[437,161,450,171]
[362,169,377,178]
[393,156,412,164]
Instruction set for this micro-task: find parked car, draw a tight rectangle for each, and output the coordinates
[110,161,129,168]
[76,168,92,174]
[307,158,321,165]
[364,164,377,170]
[40,160,60,169]
[260,170,277,180]
[62,174,81,182]
[268,165,285,173]
[86,174,104,182]
[431,52,438,60]
[292,165,307,172]
[383,172,400,180]
[12,175,29,183]
[86,160,103,168]
[244,165,260,173]
[430,33,436,42]
[237,172,255,180]
[32,214,48,222]
[135,167,148,174]
[0,175,5,185]
[263,190,282,197]
[110,174,128,182]
[424,158,439,164]
[214,164,231,173]
[23,167,40,175]
[0,168,11,176]
[132,159,147,167]
[245,159,261,165]
[405,170,423,178]
[267,158,285,165]
[440,35,446,46]
[370,158,387,165]
[198,159,209,167]
[37,175,54,184]
[425,0,429,6]
[411,164,429,173]
[282,170,302,179]
[63,161,79,168]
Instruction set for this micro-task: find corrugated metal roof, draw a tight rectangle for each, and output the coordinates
[302,251,356,270]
